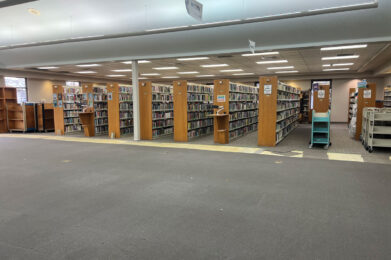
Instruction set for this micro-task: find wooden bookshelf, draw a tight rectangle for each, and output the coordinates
[213,79,259,144]
[354,83,376,140]
[82,84,108,135]
[300,90,310,123]
[37,103,54,132]
[258,76,301,147]
[0,87,11,133]
[173,80,214,142]
[53,85,83,135]
[107,83,133,138]
[139,82,173,140]
[384,86,391,108]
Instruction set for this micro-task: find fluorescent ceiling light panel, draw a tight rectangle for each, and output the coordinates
[112,69,132,72]
[146,25,189,32]
[256,60,288,64]
[141,73,160,76]
[322,55,359,60]
[267,66,294,70]
[220,69,243,72]
[162,76,180,79]
[201,64,228,68]
[322,64,331,67]
[333,63,354,66]
[323,68,350,71]
[177,57,209,61]
[153,66,178,70]
[122,61,132,64]
[76,71,97,74]
[242,52,279,56]
[177,71,199,74]
[38,66,59,69]
[321,44,367,51]
[107,75,126,77]
[196,75,215,77]
[76,64,101,67]
[139,60,151,63]
[275,71,299,74]
[233,73,255,76]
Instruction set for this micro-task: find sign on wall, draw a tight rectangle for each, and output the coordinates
[364,89,371,99]
[217,95,225,102]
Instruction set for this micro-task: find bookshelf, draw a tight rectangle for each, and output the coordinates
[107,83,133,138]
[351,83,376,140]
[300,90,310,123]
[0,87,17,133]
[348,88,356,123]
[384,86,391,108]
[212,79,259,144]
[53,85,83,135]
[36,103,54,132]
[82,84,108,135]
[139,82,173,140]
[258,76,301,147]
[7,103,36,132]
[173,80,214,142]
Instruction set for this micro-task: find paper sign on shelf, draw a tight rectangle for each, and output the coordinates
[217,95,225,102]
[264,84,272,95]
[318,89,325,99]
[58,100,63,108]
[364,89,371,99]
[185,0,203,21]
[249,40,256,54]
[108,93,113,101]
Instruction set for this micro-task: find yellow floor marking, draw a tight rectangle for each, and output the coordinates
[261,151,284,157]
[327,152,364,162]
[290,151,304,158]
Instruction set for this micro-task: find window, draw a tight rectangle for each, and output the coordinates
[66,81,80,87]
[4,77,27,104]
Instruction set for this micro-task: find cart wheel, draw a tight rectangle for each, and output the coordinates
[329,142,332,146]
[368,147,374,153]
[309,144,313,149]
[324,145,329,150]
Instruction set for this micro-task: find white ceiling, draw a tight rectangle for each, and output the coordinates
[0,0,390,69]
[12,42,390,82]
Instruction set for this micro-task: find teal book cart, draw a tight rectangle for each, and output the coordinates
[310,110,331,149]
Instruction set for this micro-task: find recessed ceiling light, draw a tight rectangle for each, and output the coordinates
[201,64,229,68]
[177,71,199,74]
[256,60,288,64]
[323,68,350,71]
[232,72,255,76]
[162,76,180,79]
[267,66,294,70]
[242,52,279,56]
[177,57,209,61]
[76,64,101,67]
[321,44,367,51]
[322,55,359,60]
[28,8,40,16]
[275,71,299,74]
[107,75,126,77]
[333,63,354,66]
[196,75,215,77]
[322,64,331,67]
[76,71,97,74]
[112,69,132,72]
[153,67,178,70]
[37,66,59,70]
[141,73,160,76]
[220,69,243,72]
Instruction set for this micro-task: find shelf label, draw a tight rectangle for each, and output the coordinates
[108,92,113,101]
[364,89,371,99]
[185,0,203,21]
[217,95,226,102]
[318,89,325,99]
[264,84,272,95]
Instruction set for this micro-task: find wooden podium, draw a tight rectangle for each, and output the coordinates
[209,113,229,144]
[79,109,95,137]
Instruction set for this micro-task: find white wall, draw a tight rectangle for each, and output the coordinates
[27,79,65,103]
[285,80,311,91]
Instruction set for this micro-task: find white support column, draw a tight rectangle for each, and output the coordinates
[132,60,140,141]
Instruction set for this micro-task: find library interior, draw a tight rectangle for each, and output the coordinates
[0,0,391,259]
